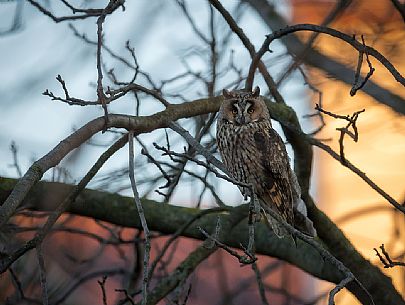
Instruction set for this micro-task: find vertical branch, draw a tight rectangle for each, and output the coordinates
[350,35,375,96]
[208,3,217,97]
[251,262,270,305]
[128,131,151,305]
[36,244,49,305]
[9,141,23,178]
[98,276,108,305]
[96,12,108,129]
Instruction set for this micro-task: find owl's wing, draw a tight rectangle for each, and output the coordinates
[253,129,294,236]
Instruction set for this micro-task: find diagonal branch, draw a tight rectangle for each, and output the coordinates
[247,24,404,91]
[245,0,405,115]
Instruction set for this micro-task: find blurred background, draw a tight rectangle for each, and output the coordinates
[0,0,404,304]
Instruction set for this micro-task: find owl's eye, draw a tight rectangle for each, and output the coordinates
[232,108,238,114]
[248,108,254,114]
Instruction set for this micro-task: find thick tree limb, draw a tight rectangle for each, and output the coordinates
[0,96,223,227]
[0,177,403,305]
[0,95,403,304]
[0,177,342,283]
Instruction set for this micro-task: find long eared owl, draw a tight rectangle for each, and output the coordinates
[216,86,299,238]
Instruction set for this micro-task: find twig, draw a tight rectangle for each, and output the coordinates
[374,244,405,268]
[328,276,354,305]
[308,136,404,214]
[27,0,124,22]
[96,10,109,131]
[314,104,365,164]
[276,0,352,87]
[148,207,229,280]
[0,135,129,274]
[153,142,250,190]
[115,289,136,305]
[98,276,108,305]
[43,74,99,106]
[137,138,172,189]
[9,141,22,177]
[54,268,127,305]
[247,24,404,91]
[251,262,270,305]
[208,0,285,103]
[259,203,373,305]
[36,244,49,305]
[128,131,151,305]
[350,35,375,96]
[199,225,256,265]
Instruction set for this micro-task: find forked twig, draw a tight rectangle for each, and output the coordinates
[374,244,405,268]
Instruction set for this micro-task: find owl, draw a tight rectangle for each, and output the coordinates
[216,86,301,238]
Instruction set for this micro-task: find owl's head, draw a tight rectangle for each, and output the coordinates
[218,86,270,126]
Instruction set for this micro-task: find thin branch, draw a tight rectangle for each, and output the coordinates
[309,137,404,213]
[148,207,229,280]
[209,0,285,103]
[9,141,22,177]
[314,104,365,164]
[259,204,373,305]
[115,289,136,305]
[36,244,49,305]
[98,276,108,305]
[27,0,124,22]
[247,24,404,91]
[43,74,99,106]
[0,135,129,273]
[96,10,109,130]
[374,244,405,268]
[350,35,375,96]
[54,268,127,305]
[199,223,256,265]
[251,262,270,305]
[128,131,150,305]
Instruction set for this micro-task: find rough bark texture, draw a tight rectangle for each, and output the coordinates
[1,177,403,305]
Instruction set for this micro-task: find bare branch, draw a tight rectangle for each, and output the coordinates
[374,244,405,268]
[128,131,151,305]
[0,135,129,273]
[36,244,49,305]
[9,141,22,177]
[27,0,124,23]
[350,35,376,96]
[247,24,404,92]
[98,276,108,305]
[252,262,270,305]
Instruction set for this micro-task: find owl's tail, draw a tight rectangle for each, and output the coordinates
[293,209,317,237]
[261,208,289,238]
[293,198,317,237]
[261,201,317,239]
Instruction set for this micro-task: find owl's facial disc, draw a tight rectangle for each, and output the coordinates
[233,101,253,125]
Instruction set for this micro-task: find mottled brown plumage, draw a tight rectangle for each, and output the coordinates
[216,86,296,237]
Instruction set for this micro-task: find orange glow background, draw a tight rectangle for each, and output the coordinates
[291,0,405,303]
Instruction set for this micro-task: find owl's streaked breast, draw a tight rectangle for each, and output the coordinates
[216,120,271,195]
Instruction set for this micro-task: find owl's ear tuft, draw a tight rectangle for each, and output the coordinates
[252,86,260,97]
[222,88,233,99]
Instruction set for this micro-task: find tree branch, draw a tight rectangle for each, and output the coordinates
[245,0,405,115]
[1,177,403,305]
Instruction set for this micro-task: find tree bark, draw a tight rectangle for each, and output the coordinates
[1,177,403,305]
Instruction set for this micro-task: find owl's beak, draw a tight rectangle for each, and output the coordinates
[235,115,245,125]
